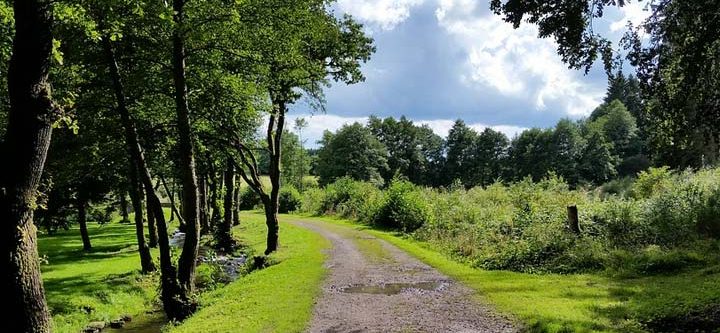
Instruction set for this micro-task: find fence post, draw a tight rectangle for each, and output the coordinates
[567,205,580,235]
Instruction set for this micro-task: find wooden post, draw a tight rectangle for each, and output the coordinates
[567,205,580,235]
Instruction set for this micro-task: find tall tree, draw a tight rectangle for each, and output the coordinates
[316,123,388,186]
[1,1,57,331]
[368,116,444,186]
[444,120,477,186]
[625,0,720,168]
[471,128,510,187]
[169,0,201,318]
[232,0,374,254]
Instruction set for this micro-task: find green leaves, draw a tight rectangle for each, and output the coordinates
[51,39,64,65]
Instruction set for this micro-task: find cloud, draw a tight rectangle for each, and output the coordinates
[610,1,651,32]
[284,114,367,146]
[418,119,526,139]
[336,0,425,30]
[279,114,526,148]
[435,0,604,117]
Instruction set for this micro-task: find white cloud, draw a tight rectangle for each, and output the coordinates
[275,114,527,148]
[418,119,526,139]
[610,1,651,32]
[285,114,367,146]
[435,0,604,116]
[336,0,424,30]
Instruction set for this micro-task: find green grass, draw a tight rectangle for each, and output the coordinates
[292,214,720,333]
[39,215,166,333]
[170,211,330,333]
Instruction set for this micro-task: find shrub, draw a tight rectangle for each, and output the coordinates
[238,188,261,210]
[299,166,720,275]
[299,188,326,215]
[375,180,431,232]
[278,186,301,213]
[632,166,672,199]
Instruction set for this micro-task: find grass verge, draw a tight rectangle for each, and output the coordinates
[40,218,162,333]
[291,214,720,333]
[170,211,330,333]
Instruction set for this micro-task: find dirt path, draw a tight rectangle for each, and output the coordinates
[292,220,517,333]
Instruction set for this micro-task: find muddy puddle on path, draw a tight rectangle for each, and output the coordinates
[106,312,168,333]
[339,281,449,295]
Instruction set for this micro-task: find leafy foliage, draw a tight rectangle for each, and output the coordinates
[303,168,720,275]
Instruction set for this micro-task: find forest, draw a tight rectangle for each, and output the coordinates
[2,0,719,333]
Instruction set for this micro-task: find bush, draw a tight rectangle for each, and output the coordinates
[375,180,431,232]
[299,166,720,275]
[632,166,672,199]
[278,186,301,213]
[238,188,261,210]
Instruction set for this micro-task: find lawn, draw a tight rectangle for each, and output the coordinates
[170,211,330,333]
[39,218,163,333]
[293,214,720,333]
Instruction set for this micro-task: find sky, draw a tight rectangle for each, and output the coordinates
[287,0,651,147]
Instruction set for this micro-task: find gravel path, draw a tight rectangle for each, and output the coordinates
[292,220,518,333]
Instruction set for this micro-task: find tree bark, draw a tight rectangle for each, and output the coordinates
[173,0,200,309]
[120,190,130,223]
[232,177,240,226]
[264,100,286,254]
[216,162,235,252]
[209,174,222,230]
[199,175,209,233]
[0,1,56,331]
[103,35,193,318]
[567,205,580,235]
[145,189,158,248]
[160,175,184,228]
[77,190,92,251]
[127,164,156,274]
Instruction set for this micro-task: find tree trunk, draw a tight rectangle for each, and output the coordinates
[567,205,580,235]
[264,100,286,255]
[160,175,184,227]
[77,190,92,251]
[103,35,192,319]
[209,174,222,230]
[120,190,130,223]
[127,165,156,274]
[199,175,209,234]
[145,189,158,248]
[0,1,56,331]
[216,162,235,252]
[232,178,240,226]
[173,0,200,309]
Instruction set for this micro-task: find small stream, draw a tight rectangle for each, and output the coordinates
[106,312,167,333]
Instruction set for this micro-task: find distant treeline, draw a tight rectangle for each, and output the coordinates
[312,72,653,188]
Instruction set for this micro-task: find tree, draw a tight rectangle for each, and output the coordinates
[578,126,618,184]
[604,70,643,125]
[1,1,58,331]
[444,120,477,186]
[625,0,720,168]
[508,128,554,181]
[281,130,311,190]
[316,123,388,186]
[231,0,374,254]
[293,117,309,190]
[368,116,444,186]
[550,119,583,185]
[470,128,509,187]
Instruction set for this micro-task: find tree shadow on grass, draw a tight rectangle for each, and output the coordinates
[45,272,149,315]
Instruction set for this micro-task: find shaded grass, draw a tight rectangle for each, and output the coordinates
[39,210,173,333]
[170,211,330,333]
[294,214,720,333]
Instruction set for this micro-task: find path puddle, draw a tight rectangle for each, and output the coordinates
[340,281,448,295]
